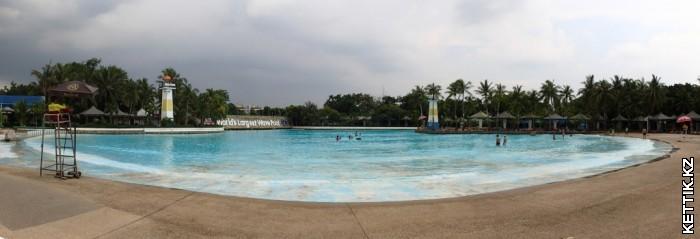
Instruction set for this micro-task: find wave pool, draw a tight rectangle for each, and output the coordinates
[0,130,671,202]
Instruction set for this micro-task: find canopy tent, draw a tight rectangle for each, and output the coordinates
[470,111,489,118]
[569,114,590,131]
[544,113,566,120]
[544,113,567,130]
[134,109,149,126]
[649,113,674,132]
[651,113,674,120]
[611,115,628,121]
[686,111,700,120]
[495,111,515,119]
[48,81,98,97]
[136,109,148,117]
[401,116,412,127]
[0,106,12,127]
[569,113,590,121]
[105,109,132,125]
[470,111,489,128]
[78,106,105,124]
[79,106,105,116]
[356,116,371,127]
[494,111,515,129]
[109,109,131,117]
[520,113,540,119]
[611,115,629,130]
[520,113,540,130]
[632,116,648,122]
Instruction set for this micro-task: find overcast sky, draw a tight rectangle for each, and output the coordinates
[1,0,699,106]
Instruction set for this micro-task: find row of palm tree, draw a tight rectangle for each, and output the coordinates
[417,74,694,125]
[280,74,698,127]
[3,59,699,127]
[1,59,229,126]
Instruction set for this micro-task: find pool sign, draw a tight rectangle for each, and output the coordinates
[217,116,290,129]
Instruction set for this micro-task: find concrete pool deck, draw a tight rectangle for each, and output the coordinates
[0,133,696,238]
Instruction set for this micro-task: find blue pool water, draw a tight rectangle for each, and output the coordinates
[0,130,670,202]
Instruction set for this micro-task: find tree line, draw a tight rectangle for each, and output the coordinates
[1,58,229,127]
[2,58,699,128]
[282,75,700,127]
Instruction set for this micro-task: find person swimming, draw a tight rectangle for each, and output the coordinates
[496,134,501,146]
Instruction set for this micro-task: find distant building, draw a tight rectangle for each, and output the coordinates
[236,104,262,115]
[0,95,44,108]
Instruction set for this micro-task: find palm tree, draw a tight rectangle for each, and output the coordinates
[578,75,596,116]
[560,85,574,105]
[462,81,472,119]
[539,80,559,113]
[509,85,524,116]
[447,79,466,123]
[14,101,28,126]
[493,83,507,114]
[31,64,56,99]
[30,101,45,126]
[94,66,128,122]
[122,80,140,115]
[476,79,492,115]
[593,80,613,118]
[135,78,156,124]
[647,74,665,115]
[425,83,442,100]
[410,85,427,117]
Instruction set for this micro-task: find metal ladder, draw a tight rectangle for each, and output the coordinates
[40,113,81,179]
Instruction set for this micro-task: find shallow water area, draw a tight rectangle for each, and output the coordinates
[0,130,671,202]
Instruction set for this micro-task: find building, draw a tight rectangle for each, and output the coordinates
[0,95,44,108]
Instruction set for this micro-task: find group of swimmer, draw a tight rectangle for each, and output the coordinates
[495,134,507,146]
[336,131,362,141]
[551,128,573,140]
[497,128,576,145]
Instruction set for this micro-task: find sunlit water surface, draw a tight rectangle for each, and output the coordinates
[0,130,670,202]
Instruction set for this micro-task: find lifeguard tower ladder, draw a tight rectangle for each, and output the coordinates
[39,112,81,179]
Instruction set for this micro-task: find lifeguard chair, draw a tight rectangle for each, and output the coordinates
[39,81,98,179]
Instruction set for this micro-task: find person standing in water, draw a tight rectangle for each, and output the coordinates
[496,134,501,146]
[552,131,556,140]
[642,128,647,139]
[503,135,507,146]
[336,135,340,141]
[561,129,566,139]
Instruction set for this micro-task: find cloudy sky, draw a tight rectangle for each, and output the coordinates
[1,0,699,105]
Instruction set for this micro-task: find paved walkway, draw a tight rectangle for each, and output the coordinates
[0,133,697,238]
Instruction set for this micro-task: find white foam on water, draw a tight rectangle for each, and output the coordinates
[13,134,671,202]
[23,138,165,174]
[0,142,18,158]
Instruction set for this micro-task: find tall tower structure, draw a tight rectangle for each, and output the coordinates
[160,74,176,120]
[427,96,439,130]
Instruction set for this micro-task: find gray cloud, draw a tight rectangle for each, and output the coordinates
[1,0,699,106]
